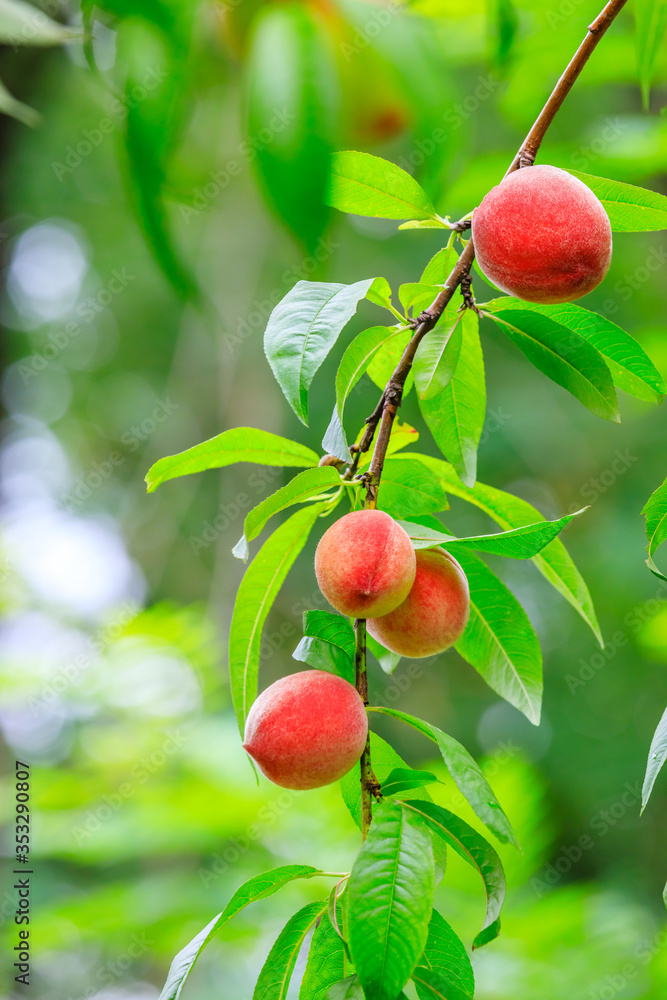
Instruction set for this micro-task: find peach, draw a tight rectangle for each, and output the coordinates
[243,670,368,789]
[315,509,416,618]
[367,548,470,658]
[471,164,612,304]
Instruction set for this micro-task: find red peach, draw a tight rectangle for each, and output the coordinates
[243,670,368,790]
[367,548,470,658]
[315,509,416,618]
[471,164,612,304]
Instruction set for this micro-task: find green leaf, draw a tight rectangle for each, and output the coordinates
[367,329,415,396]
[420,243,459,285]
[485,308,620,422]
[239,467,341,550]
[264,279,374,425]
[567,171,667,232]
[401,801,505,949]
[414,312,463,401]
[454,548,543,725]
[642,476,667,579]
[146,427,318,493]
[412,966,473,1000]
[293,609,356,683]
[246,3,339,249]
[328,150,437,221]
[0,0,74,45]
[398,508,585,559]
[370,706,518,845]
[366,276,394,311]
[300,913,346,1000]
[382,769,439,796]
[414,910,475,1000]
[399,219,451,230]
[357,420,420,472]
[347,801,435,1000]
[326,977,364,1000]
[366,631,402,675]
[483,298,665,403]
[323,325,401,459]
[376,458,449,518]
[229,504,326,734]
[635,0,667,107]
[419,309,485,487]
[399,283,443,316]
[157,866,325,1000]
[408,455,602,644]
[641,705,667,811]
[254,901,327,1000]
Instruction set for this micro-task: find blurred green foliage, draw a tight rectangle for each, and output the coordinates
[1,0,667,997]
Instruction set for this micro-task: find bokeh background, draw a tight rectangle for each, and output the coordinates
[1,0,667,997]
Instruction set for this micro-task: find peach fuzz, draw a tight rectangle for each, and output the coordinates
[367,548,470,658]
[315,509,416,618]
[243,670,368,790]
[471,164,612,304]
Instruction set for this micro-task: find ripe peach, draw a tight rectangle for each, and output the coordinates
[367,548,470,658]
[315,509,416,618]
[471,164,612,304]
[243,670,368,790]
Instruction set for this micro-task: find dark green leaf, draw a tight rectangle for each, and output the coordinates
[158,866,325,1000]
[485,307,619,422]
[264,278,374,425]
[641,705,667,811]
[376,458,449,518]
[229,504,326,734]
[382,769,439,796]
[483,298,665,403]
[246,3,339,249]
[293,610,356,682]
[146,427,318,492]
[412,966,472,1000]
[254,901,327,1000]
[419,310,485,487]
[489,0,519,67]
[408,455,601,643]
[348,801,435,1000]
[370,706,518,845]
[328,150,437,221]
[454,548,543,725]
[567,170,667,231]
[401,800,505,949]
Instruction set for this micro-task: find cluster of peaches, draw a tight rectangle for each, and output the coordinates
[244,511,470,791]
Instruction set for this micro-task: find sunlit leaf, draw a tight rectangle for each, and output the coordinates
[642,475,667,580]
[146,427,318,492]
[376,457,449,518]
[568,170,667,231]
[413,311,463,400]
[641,705,667,811]
[0,0,74,45]
[328,150,437,221]
[239,467,341,548]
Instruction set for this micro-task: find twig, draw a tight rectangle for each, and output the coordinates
[349,0,628,838]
